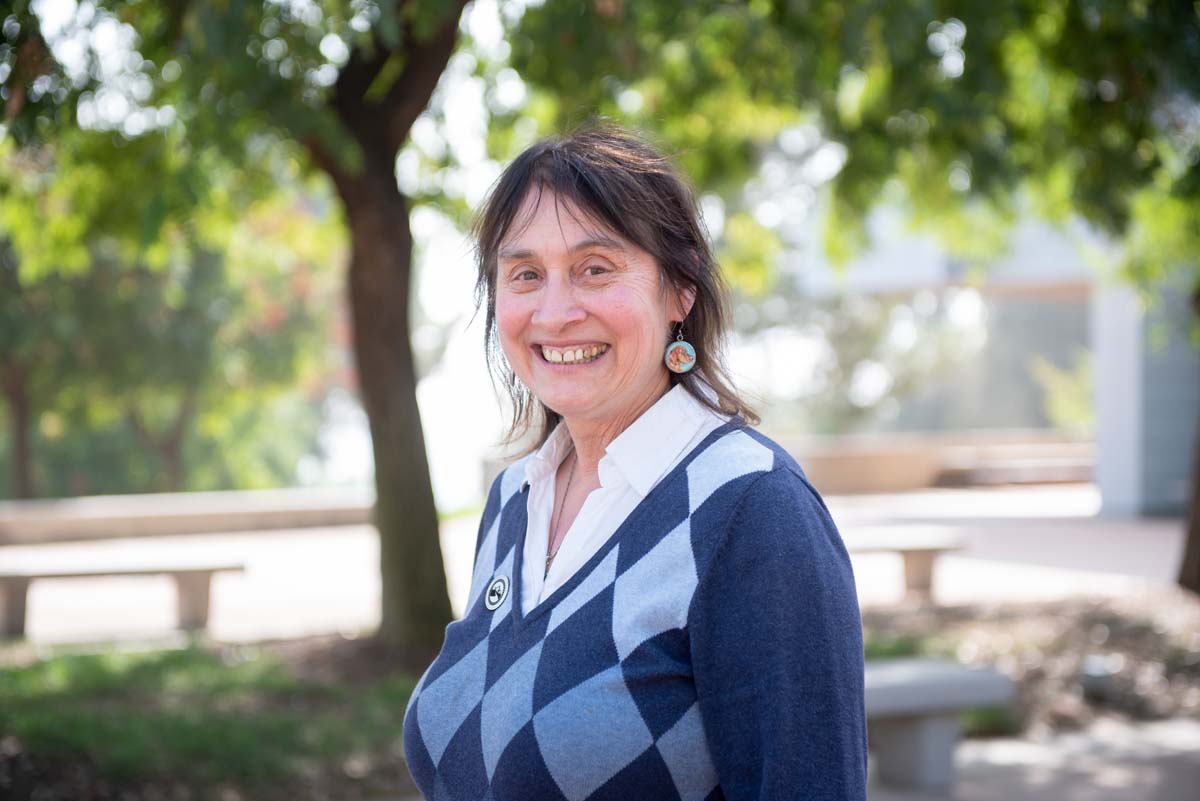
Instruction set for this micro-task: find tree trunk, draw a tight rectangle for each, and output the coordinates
[1179,422,1200,595]
[1177,285,1200,596]
[161,392,196,492]
[127,397,194,494]
[1,359,36,499]
[305,2,467,652]
[339,159,453,650]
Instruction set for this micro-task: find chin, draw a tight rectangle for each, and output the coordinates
[536,392,597,420]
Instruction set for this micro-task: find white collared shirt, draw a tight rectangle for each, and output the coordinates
[519,383,730,615]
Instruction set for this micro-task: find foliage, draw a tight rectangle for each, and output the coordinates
[1030,348,1094,436]
[502,0,1200,313]
[863,631,925,659]
[0,642,417,791]
[959,704,1025,737]
[737,283,985,435]
[0,132,344,497]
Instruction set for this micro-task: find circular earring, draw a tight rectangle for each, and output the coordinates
[664,322,697,374]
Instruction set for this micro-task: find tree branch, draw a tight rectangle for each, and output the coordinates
[381,1,470,157]
[305,132,353,198]
[170,390,197,445]
[126,406,156,451]
[331,33,392,120]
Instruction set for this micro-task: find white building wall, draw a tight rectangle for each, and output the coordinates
[1093,280,1199,517]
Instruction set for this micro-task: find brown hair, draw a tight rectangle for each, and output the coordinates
[471,120,758,452]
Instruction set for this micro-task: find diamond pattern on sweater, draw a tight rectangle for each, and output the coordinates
[532,581,619,713]
[612,517,695,660]
[403,421,794,800]
[467,514,500,613]
[434,703,488,801]
[416,633,489,765]
[656,701,719,801]
[686,429,774,514]
[481,640,543,778]
[620,627,696,740]
[532,663,655,800]
[546,545,620,635]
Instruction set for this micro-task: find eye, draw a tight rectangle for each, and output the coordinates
[584,263,609,276]
[513,268,539,281]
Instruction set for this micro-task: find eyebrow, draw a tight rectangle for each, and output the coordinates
[497,235,628,262]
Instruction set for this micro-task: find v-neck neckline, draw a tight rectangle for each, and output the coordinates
[506,417,745,632]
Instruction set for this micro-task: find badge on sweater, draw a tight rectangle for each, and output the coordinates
[485,576,509,610]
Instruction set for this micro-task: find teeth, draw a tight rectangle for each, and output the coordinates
[542,344,608,364]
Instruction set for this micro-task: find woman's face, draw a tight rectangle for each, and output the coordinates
[494,188,692,428]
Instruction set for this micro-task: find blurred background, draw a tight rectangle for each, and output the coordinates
[1,1,1198,800]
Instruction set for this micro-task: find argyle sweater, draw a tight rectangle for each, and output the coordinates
[402,420,868,800]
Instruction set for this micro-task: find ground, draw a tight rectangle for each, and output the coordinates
[1,585,1198,801]
[862,585,1200,735]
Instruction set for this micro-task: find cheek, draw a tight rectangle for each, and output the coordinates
[602,288,668,351]
[494,296,530,361]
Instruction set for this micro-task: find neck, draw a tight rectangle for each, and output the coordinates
[562,375,671,484]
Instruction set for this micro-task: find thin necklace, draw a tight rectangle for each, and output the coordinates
[545,450,577,578]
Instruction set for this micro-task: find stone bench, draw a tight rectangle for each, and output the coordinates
[0,561,246,639]
[845,527,966,602]
[866,656,1016,790]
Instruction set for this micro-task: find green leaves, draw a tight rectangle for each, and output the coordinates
[502,0,1199,298]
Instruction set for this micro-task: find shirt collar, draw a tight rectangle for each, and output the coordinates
[520,382,728,496]
[603,383,727,497]
[522,420,574,489]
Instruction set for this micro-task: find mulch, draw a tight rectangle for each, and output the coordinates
[861,583,1200,738]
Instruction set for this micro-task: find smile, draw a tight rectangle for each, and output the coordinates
[539,343,609,365]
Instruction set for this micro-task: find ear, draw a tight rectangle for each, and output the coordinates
[671,284,697,324]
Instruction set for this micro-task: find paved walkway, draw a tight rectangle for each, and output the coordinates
[869,716,1200,801]
[0,482,1183,643]
[1,482,1194,799]
[371,717,1200,801]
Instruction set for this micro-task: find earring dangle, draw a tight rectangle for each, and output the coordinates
[663,322,697,374]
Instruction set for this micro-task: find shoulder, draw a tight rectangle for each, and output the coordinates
[481,452,535,526]
[683,423,821,517]
[686,425,842,571]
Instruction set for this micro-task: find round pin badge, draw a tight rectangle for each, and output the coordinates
[485,576,509,610]
[664,340,696,374]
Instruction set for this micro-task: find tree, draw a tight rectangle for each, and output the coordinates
[0,70,342,499]
[3,1,472,650]
[500,0,1200,595]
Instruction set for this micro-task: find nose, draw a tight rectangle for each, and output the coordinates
[531,272,586,330]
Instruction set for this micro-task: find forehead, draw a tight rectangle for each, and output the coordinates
[497,186,628,258]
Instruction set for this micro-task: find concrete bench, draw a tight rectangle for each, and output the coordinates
[845,527,965,602]
[0,561,246,639]
[866,656,1016,790]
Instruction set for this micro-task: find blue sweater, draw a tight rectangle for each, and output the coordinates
[402,420,868,800]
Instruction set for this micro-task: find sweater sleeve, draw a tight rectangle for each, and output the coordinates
[687,467,869,800]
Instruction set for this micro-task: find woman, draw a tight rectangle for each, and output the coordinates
[402,123,868,800]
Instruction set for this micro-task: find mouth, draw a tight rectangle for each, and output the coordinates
[536,343,610,366]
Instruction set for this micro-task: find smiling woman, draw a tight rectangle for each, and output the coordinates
[401,122,869,801]
[493,185,691,434]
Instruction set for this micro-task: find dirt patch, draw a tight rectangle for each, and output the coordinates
[862,584,1200,737]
